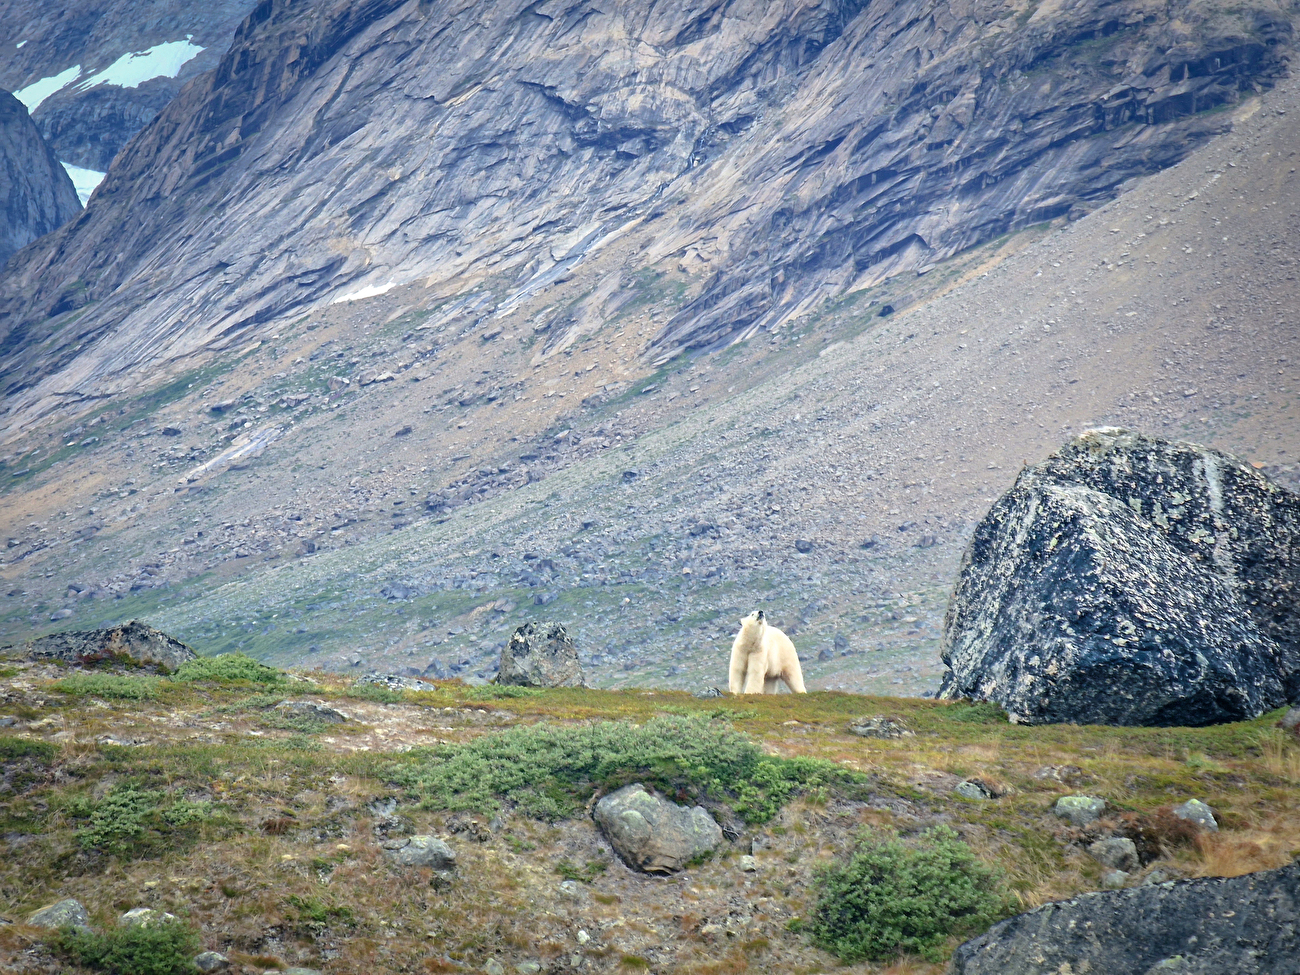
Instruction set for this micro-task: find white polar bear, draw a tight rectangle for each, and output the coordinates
[728,610,806,694]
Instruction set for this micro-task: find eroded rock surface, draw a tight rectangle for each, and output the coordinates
[15,619,195,673]
[497,621,585,688]
[951,861,1300,975]
[594,783,722,874]
[0,90,80,263]
[940,429,1300,726]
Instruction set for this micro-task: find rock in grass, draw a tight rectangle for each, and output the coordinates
[194,951,230,972]
[27,898,90,930]
[954,780,995,800]
[950,861,1300,974]
[275,700,348,723]
[939,429,1300,727]
[382,835,456,870]
[594,783,722,874]
[848,715,914,739]
[17,620,196,673]
[1172,799,1218,832]
[1101,869,1129,889]
[1054,795,1105,826]
[120,907,177,927]
[1281,707,1300,736]
[1088,837,1139,872]
[496,621,586,688]
[356,674,434,691]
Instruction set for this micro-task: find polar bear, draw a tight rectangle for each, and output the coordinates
[728,610,806,694]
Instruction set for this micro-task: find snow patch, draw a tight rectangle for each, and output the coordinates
[332,282,396,303]
[14,64,82,112]
[61,162,105,206]
[75,36,204,91]
[15,40,27,49]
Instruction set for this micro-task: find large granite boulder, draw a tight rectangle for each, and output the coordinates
[940,429,1299,726]
[17,620,196,673]
[496,622,585,688]
[594,783,722,873]
[951,861,1300,974]
[27,898,90,930]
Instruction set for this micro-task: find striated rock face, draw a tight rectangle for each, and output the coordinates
[0,90,81,264]
[0,0,1294,426]
[0,0,256,171]
[16,619,196,672]
[594,783,723,873]
[951,861,1300,974]
[939,429,1300,726]
[497,621,585,688]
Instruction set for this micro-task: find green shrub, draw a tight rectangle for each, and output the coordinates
[342,683,405,704]
[463,685,544,700]
[173,653,285,685]
[809,826,1005,963]
[49,919,200,975]
[72,784,213,857]
[389,714,861,822]
[0,736,58,761]
[52,672,162,700]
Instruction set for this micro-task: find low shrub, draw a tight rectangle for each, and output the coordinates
[944,701,1009,724]
[463,685,544,700]
[70,784,213,857]
[388,714,860,822]
[809,826,1005,963]
[52,672,162,700]
[48,919,201,975]
[342,683,405,704]
[173,653,285,685]
[0,736,58,761]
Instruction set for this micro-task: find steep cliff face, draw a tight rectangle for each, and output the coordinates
[0,0,1294,430]
[0,0,255,170]
[0,89,81,264]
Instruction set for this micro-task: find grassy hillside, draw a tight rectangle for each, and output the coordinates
[1,658,1297,974]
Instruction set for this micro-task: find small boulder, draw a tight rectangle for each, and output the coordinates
[848,715,914,739]
[693,686,725,699]
[1142,863,1186,886]
[1033,764,1084,785]
[1088,837,1139,872]
[1171,799,1218,832]
[1101,869,1129,889]
[496,621,585,688]
[120,907,177,927]
[1281,707,1300,736]
[194,951,230,972]
[356,674,434,691]
[28,898,89,930]
[19,620,195,673]
[1054,795,1106,826]
[275,701,348,723]
[738,855,758,872]
[954,780,995,801]
[382,835,456,870]
[594,783,722,874]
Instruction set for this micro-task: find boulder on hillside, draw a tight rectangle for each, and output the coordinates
[496,621,585,688]
[16,620,196,673]
[27,898,90,930]
[594,783,723,873]
[950,860,1300,974]
[939,429,1299,726]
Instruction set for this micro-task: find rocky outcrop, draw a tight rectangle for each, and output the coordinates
[594,783,723,874]
[951,861,1300,974]
[497,622,585,688]
[16,619,196,672]
[939,429,1300,726]
[381,835,457,871]
[0,1,256,171]
[0,1,1293,427]
[0,90,80,264]
[27,898,90,930]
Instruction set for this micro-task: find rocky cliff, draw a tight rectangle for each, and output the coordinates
[0,0,255,171]
[0,88,80,264]
[0,0,1295,430]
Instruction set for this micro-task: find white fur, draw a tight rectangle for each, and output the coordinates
[728,611,806,694]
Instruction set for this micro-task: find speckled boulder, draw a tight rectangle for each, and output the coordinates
[28,898,90,930]
[496,621,586,688]
[940,429,1300,726]
[951,861,1300,974]
[19,620,196,673]
[594,783,722,873]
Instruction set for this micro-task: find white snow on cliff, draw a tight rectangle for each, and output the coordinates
[61,162,106,206]
[75,36,205,91]
[14,64,82,112]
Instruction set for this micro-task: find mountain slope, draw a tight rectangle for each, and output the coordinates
[0,0,1295,434]
[0,88,80,264]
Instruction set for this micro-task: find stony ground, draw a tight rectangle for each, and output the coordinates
[1,78,1298,695]
[0,661,1298,975]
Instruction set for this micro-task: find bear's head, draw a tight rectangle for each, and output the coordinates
[738,609,767,644]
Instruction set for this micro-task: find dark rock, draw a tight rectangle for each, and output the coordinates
[954,780,995,801]
[17,620,195,673]
[382,835,456,870]
[795,539,814,554]
[496,621,585,688]
[693,686,725,699]
[848,715,914,739]
[120,907,177,927]
[860,536,879,550]
[28,898,89,930]
[950,861,1300,975]
[194,951,230,973]
[593,783,722,874]
[0,90,81,263]
[817,647,834,662]
[275,701,348,724]
[940,429,1300,726]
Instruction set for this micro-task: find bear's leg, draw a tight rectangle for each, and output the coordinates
[781,664,807,694]
[742,659,767,694]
